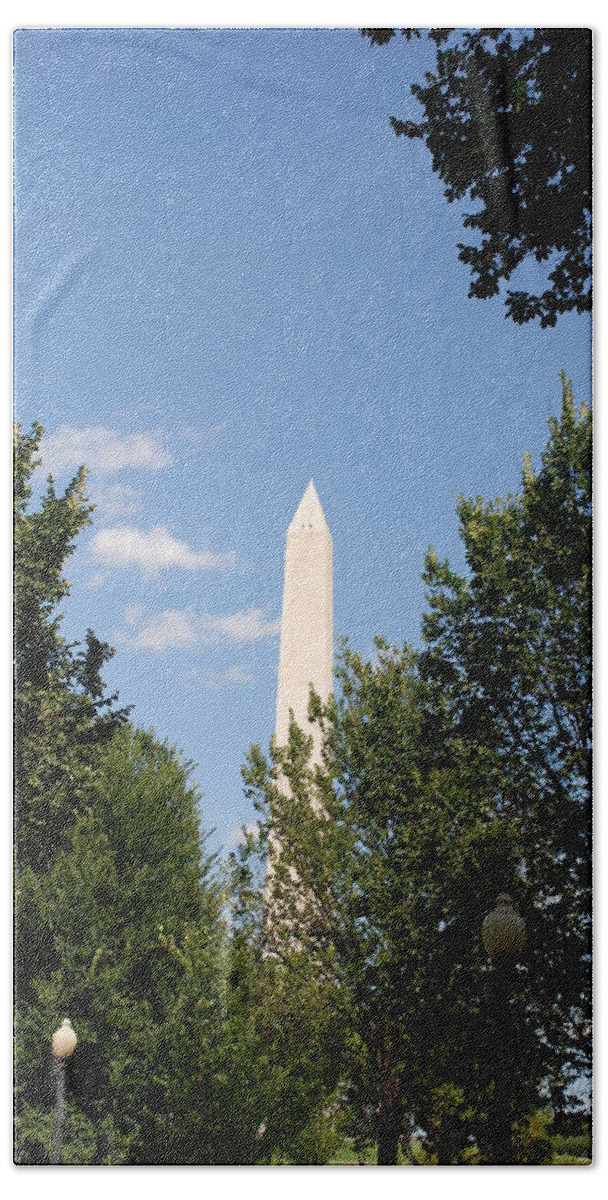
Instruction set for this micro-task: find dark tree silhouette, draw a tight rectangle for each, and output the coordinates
[363,29,592,327]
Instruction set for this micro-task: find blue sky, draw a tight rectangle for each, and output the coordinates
[13,27,592,853]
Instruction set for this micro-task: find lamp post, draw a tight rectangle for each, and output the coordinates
[481,895,526,1165]
[50,1018,77,1165]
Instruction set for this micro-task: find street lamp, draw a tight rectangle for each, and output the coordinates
[482,894,526,961]
[481,896,526,1165]
[50,1018,77,1165]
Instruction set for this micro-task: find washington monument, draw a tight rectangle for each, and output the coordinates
[275,480,333,764]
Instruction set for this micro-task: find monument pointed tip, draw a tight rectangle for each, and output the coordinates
[289,479,330,533]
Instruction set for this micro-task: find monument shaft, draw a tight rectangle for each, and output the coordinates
[275,481,333,763]
[266,482,333,937]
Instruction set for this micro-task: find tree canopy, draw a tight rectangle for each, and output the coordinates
[14,425,223,1163]
[363,29,592,327]
[13,422,346,1166]
[245,375,591,1161]
[14,388,591,1164]
[419,372,591,1101]
[245,643,551,1164]
[14,424,129,873]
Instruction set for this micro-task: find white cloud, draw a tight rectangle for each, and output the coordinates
[123,606,279,653]
[180,667,200,684]
[90,525,235,574]
[124,605,144,626]
[85,572,106,591]
[42,426,171,476]
[131,609,200,651]
[203,608,281,644]
[224,666,255,683]
[180,665,254,689]
[91,481,144,518]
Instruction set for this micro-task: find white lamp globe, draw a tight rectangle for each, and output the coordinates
[51,1018,77,1060]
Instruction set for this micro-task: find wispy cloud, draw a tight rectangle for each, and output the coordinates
[123,605,280,652]
[90,481,144,518]
[124,604,145,626]
[29,249,95,342]
[85,572,106,592]
[131,609,201,651]
[180,422,227,445]
[90,525,235,574]
[42,426,171,476]
[203,608,281,643]
[181,665,254,689]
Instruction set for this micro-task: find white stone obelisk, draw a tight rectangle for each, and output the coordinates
[275,480,333,762]
[266,482,333,940]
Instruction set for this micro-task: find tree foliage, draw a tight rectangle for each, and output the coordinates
[363,28,592,327]
[419,372,592,1101]
[14,387,591,1164]
[243,649,545,1165]
[15,420,339,1166]
[14,423,128,872]
[14,424,224,1164]
[230,740,347,1164]
[243,375,591,1160]
[15,727,223,1164]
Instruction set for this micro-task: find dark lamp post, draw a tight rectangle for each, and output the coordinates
[50,1018,77,1164]
[481,897,526,1165]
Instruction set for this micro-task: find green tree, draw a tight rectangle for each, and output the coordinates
[13,419,132,1161]
[363,29,592,327]
[15,726,221,1164]
[14,422,127,873]
[329,643,551,1164]
[228,742,347,1164]
[242,648,542,1165]
[237,374,590,1163]
[419,373,591,1108]
[14,423,226,1164]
